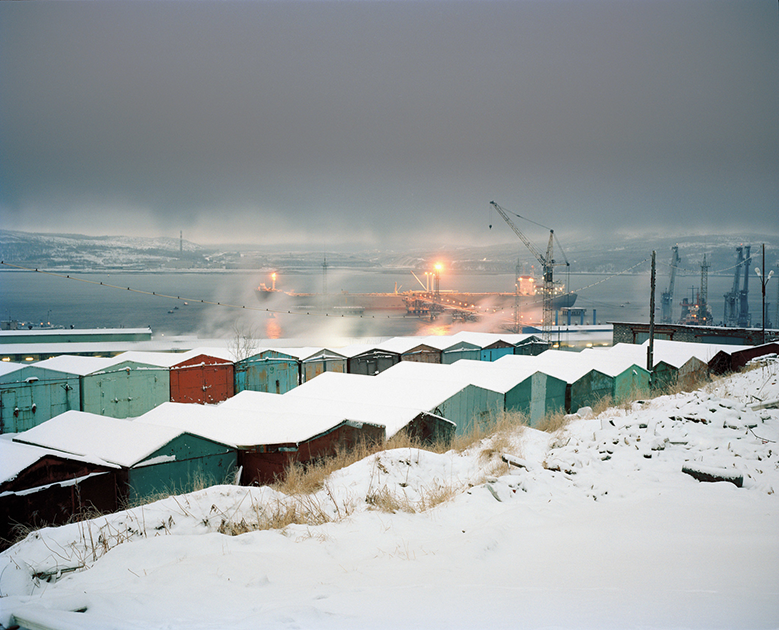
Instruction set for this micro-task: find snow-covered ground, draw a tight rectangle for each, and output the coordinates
[1,359,778,630]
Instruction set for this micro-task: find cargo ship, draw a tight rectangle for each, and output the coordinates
[255,273,577,319]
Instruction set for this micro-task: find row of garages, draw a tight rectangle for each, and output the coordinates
[3,338,776,547]
[0,332,547,434]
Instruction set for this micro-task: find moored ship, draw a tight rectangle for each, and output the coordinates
[255,273,577,319]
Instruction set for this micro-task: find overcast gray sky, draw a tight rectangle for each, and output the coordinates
[1,0,777,250]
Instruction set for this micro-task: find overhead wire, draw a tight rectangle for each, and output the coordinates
[561,257,652,299]
[3,254,659,323]
[656,252,759,276]
[0,261,408,321]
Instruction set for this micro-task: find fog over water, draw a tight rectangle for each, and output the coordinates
[2,267,774,344]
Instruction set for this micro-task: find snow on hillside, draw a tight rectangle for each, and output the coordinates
[1,358,777,629]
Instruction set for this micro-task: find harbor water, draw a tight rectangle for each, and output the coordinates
[1,267,774,342]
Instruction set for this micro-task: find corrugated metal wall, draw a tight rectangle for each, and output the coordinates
[570,370,613,413]
[81,361,169,418]
[170,355,234,404]
[348,351,399,376]
[235,352,298,394]
[127,434,237,501]
[0,367,80,433]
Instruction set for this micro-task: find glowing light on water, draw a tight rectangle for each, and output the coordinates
[265,316,282,339]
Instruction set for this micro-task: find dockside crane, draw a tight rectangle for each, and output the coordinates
[660,246,680,324]
[737,245,752,328]
[724,247,743,326]
[489,201,569,338]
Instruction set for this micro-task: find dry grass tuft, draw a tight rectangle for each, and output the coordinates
[214,482,351,536]
[272,440,378,496]
[417,480,458,511]
[365,486,409,514]
[451,409,528,454]
[535,409,570,433]
[591,395,614,416]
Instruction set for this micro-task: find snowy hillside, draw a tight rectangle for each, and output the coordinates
[2,228,777,275]
[0,230,206,270]
[1,358,777,629]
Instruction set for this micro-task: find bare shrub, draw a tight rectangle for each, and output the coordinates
[228,323,259,361]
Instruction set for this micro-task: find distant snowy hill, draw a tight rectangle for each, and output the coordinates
[0,230,207,270]
[1,229,776,275]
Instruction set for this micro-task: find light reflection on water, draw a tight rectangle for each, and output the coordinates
[264,315,282,340]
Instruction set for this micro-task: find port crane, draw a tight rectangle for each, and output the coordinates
[723,246,752,327]
[724,247,743,326]
[660,246,680,324]
[737,245,752,328]
[489,201,569,337]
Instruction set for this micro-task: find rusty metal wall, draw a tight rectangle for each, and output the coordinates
[171,355,234,404]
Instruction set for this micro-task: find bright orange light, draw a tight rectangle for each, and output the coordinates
[434,262,443,272]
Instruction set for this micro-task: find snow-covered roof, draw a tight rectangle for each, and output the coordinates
[241,347,304,361]
[451,358,557,387]
[411,336,480,352]
[0,437,118,485]
[33,355,133,376]
[0,328,152,340]
[287,370,471,413]
[595,343,699,370]
[14,410,188,468]
[495,352,600,383]
[0,336,231,358]
[447,331,535,348]
[0,440,55,485]
[374,337,440,354]
[114,347,237,368]
[0,364,83,384]
[177,347,236,363]
[113,351,191,368]
[335,343,400,358]
[138,401,378,447]
[576,348,649,376]
[223,388,451,439]
[641,339,752,363]
[381,360,528,394]
[268,346,321,361]
[0,361,23,377]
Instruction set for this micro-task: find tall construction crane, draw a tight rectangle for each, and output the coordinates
[660,246,680,323]
[489,201,569,337]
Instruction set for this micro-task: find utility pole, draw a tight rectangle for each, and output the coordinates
[648,251,656,377]
[762,244,766,345]
[322,254,328,296]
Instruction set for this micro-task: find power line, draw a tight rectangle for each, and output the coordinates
[0,261,408,321]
